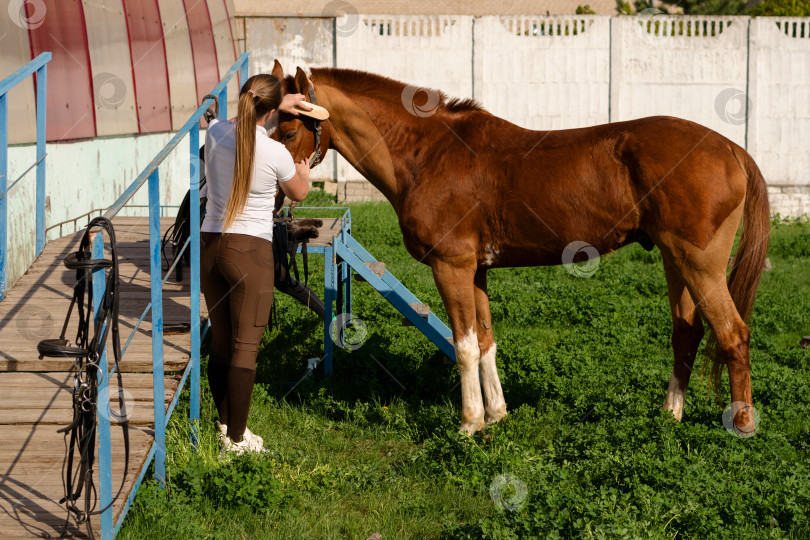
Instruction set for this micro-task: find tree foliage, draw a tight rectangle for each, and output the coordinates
[616,0,747,14]
[616,0,810,15]
[749,0,810,16]
[659,0,748,14]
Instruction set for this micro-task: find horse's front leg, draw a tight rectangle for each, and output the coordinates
[474,268,507,425]
[431,254,484,434]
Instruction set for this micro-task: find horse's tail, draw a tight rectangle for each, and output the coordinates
[707,147,770,398]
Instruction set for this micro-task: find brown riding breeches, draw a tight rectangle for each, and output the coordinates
[200,232,274,441]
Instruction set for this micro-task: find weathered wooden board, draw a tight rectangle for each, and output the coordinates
[0,217,194,538]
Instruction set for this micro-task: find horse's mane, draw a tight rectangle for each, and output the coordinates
[307,67,484,113]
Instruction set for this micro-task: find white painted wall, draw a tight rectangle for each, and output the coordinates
[6,132,199,290]
[335,14,474,182]
[241,16,336,181]
[748,18,810,217]
[610,16,748,146]
[475,16,611,130]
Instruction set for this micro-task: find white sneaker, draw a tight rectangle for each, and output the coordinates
[243,427,264,449]
[216,421,229,447]
[221,435,251,455]
[217,422,266,454]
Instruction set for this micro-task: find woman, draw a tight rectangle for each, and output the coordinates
[201,74,310,453]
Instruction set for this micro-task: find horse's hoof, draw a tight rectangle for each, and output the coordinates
[724,402,759,438]
[733,410,757,437]
[459,421,485,435]
[485,409,507,426]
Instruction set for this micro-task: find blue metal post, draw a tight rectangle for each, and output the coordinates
[0,52,51,300]
[240,59,249,92]
[340,261,347,314]
[344,263,352,317]
[335,236,456,360]
[218,86,227,120]
[323,243,336,375]
[189,125,201,448]
[35,64,46,255]
[93,232,114,539]
[340,221,352,317]
[148,169,166,487]
[0,93,7,300]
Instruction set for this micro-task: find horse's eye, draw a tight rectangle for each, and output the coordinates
[283,131,296,142]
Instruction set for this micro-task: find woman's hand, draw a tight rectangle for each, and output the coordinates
[295,157,310,183]
[278,93,312,116]
[280,158,311,202]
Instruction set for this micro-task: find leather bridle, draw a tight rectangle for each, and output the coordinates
[37,217,129,539]
[305,80,325,168]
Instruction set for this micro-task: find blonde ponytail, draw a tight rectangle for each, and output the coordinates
[223,75,283,230]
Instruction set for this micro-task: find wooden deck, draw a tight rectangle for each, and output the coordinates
[0,217,202,538]
[0,213,343,538]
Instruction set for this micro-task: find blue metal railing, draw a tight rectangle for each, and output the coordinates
[287,206,456,371]
[0,52,50,301]
[284,206,352,375]
[86,52,250,539]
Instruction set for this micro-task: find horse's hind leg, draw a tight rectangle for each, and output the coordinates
[656,201,756,433]
[662,261,704,421]
[684,271,754,433]
[431,255,485,434]
[474,269,507,425]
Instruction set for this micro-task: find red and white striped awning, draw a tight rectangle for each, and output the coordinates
[0,0,240,143]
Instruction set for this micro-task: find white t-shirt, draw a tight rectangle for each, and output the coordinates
[201,118,295,241]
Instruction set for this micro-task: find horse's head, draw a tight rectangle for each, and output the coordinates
[270,60,331,168]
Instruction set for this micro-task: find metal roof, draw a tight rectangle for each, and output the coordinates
[1,0,239,144]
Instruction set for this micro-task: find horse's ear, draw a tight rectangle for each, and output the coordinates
[294,66,311,94]
[271,59,284,81]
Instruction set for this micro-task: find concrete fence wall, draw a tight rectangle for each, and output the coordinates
[748,18,810,217]
[609,16,748,146]
[273,13,807,215]
[475,16,611,131]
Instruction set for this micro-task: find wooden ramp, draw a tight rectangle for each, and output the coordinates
[0,217,205,538]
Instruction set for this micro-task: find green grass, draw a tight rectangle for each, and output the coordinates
[120,195,810,539]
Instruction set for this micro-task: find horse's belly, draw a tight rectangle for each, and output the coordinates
[478,212,639,269]
[480,241,608,269]
[482,171,640,268]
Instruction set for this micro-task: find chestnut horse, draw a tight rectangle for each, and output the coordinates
[270,61,769,435]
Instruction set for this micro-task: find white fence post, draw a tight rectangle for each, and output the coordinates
[748,17,810,216]
[334,14,474,188]
[477,15,611,130]
[609,16,624,123]
[473,16,483,103]
[610,16,749,147]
